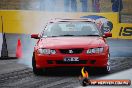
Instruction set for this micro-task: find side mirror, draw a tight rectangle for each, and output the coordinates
[31,34,39,39]
[103,32,112,38]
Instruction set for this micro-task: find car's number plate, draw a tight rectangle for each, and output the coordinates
[64,57,79,62]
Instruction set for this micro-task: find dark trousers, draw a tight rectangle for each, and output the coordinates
[64,0,77,12]
[81,0,88,12]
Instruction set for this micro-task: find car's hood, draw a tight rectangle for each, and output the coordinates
[38,37,106,49]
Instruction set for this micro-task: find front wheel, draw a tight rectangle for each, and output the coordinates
[101,53,111,74]
[32,53,44,75]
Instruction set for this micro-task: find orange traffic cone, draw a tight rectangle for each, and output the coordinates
[16,38,22,58]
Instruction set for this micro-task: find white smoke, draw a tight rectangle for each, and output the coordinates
[18,35,37,68]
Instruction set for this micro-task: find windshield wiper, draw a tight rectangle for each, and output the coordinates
[45,35,75,37]
[50,36,58,37]
[79,35,100,36]
[43,36,58,37]
[60,34,75,36]
[46,34,99,37]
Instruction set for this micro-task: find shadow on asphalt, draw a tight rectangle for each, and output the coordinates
[37,57,132,77]
[40,67,109,77]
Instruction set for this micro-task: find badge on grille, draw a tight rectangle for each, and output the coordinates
[69,50,73,54]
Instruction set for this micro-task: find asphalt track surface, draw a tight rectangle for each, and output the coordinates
[107,39,132,57]
[0,39,132,88]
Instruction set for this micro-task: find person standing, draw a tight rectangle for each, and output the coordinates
[92,0,100,12]
[111,0,123,12]
[71,0,77,12]
[64,0,77,12]
[80,0,88,12]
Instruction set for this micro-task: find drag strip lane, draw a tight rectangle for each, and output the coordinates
[0,57,132,88]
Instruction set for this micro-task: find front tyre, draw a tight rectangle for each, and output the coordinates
[102,53,111,74]
[32,53,44,75]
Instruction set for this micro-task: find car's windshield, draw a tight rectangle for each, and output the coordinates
[43,22,101,37]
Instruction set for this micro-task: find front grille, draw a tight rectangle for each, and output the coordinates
[47,60,53,64]
[90,60,96,64]
[59,48,83,54]
[56,60,87,64]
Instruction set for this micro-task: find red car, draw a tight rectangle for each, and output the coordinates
[31,19,112,75]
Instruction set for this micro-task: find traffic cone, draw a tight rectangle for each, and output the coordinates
[16,38,22,58]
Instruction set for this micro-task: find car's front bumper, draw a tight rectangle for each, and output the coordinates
[35,52,108,69]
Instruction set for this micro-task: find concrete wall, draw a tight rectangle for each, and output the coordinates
[0,11,131,58]
[0,11,120,36]
[5,33,36,58]
[0,33,37,58]
[0,0,131,58]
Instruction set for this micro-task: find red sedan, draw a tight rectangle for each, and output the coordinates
[31,19,112,75]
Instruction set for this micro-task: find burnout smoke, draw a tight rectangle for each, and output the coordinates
[18,35,37,68]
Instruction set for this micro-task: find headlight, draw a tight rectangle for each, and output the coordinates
[50,49,56,54]
[86,47,104,54]
[38,49,56,54]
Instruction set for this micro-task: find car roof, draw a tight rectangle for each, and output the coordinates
[49,18,95,23]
